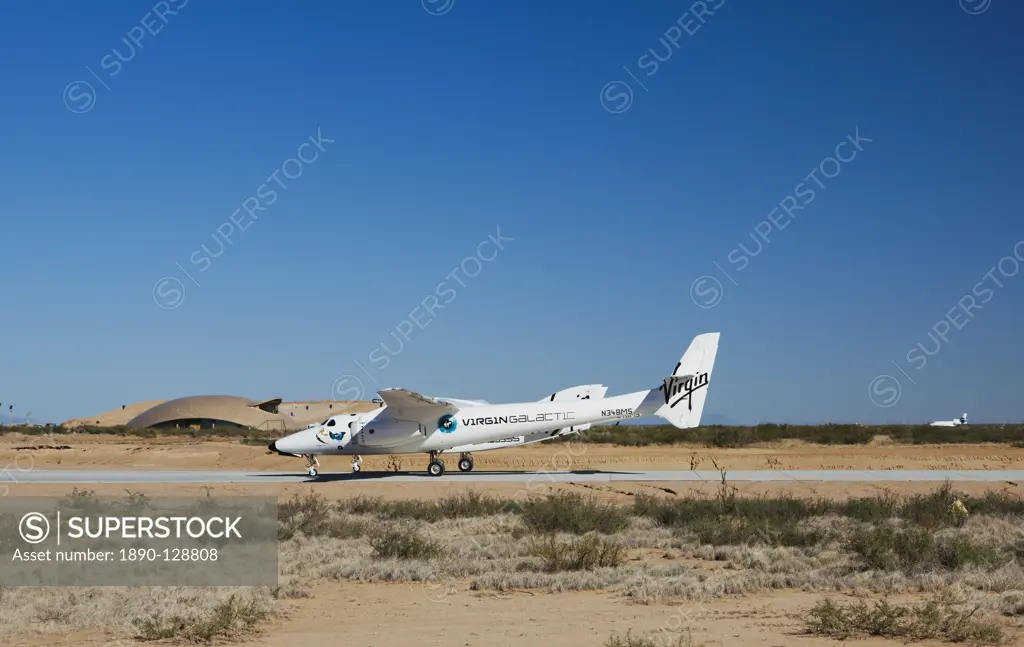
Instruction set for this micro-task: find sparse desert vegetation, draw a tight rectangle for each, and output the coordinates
[131,592,271,643]
[605,628,702,647]
[3,483,1022,644]
[805,595,1006,643]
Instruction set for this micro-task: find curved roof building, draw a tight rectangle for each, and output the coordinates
[63,399,168,428]
[126,395,301,431]
[63,397,377,430]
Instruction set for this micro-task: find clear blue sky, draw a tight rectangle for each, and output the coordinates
[1,0,1021,425]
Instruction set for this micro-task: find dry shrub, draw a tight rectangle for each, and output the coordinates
[806,596,1004,644]
[132,593,268,643]
[530,533,624,572]
[606,629,702,646]
[369,527,441,560]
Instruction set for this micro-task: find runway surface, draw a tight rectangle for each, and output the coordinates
[11,469,1024,484]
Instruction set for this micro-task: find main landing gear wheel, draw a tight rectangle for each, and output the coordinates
[351,462,361,473]
[458,454,474,472]
[428,460,446,477]
[307,466,318,477]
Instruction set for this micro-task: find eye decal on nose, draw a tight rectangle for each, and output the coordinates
[438,414,457,433]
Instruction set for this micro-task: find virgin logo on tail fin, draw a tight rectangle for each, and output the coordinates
[660,372,710,410]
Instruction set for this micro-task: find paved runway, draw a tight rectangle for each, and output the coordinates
[10,469,1024,484]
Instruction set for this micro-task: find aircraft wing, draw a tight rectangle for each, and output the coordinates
[377,388,456,420]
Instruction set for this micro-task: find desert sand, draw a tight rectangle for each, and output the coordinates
[3,431,1023,473]
[8,584,960,647]
[3,432,1023,646]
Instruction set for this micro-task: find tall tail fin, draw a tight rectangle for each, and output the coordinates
[652,332,720,429]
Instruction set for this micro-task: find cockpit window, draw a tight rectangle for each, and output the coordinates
[327,419,336,427]
[321,418,330,425]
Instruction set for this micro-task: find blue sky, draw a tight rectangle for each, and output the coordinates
[1,0,1021,425]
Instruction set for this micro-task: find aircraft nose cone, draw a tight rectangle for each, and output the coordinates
[267,441,277,453]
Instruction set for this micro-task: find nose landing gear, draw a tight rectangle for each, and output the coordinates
[304,455,320,478]
[351,455,363,473]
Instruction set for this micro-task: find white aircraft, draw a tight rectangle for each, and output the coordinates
[281,384,608,475]
[930,413,968,427]
[269,332,719,477]
[296,384,605,473]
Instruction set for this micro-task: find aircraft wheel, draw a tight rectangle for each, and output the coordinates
[351,462,361,473]
[427,460,446,477]
[307,466,318,477]
[458,457,474,472]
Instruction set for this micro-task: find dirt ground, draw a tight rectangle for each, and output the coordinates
[6,477,1023,505]
[3,432,1023,473]
[4,432,1023,502]
[9,584,971,647]
[4,433,1023,646]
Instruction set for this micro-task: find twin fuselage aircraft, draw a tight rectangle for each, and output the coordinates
[268,333,720,477]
